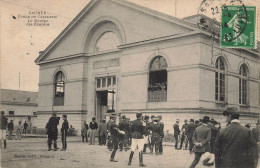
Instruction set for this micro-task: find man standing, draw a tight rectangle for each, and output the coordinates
[46,113,60,151]
[186,119,196,154]
[23,121,28,134]
[128,112,146,166]
[110,116,124,162]
[158,115,164,154]
[89,117,98,145]
[99,120,107,146]
[118,115,130,151]
[61,115,69,151]
[81,121,89,142]
[15,121,23,140]
[215,107,256,168]
[149,117,161,154]
[0,112,8,149]
[179,119,188,150]
[173,119,180,149]
[7,120,14,140]
[189,116,211,168]
[142,115,150,154]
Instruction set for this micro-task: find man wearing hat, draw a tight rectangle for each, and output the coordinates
[149,117,161,154]
[173,119,181,149]
[0,111,8,149]
[118,115,130,151]
[61,115,69,151]
[189,116,211,168]
[142,115,151,154]
[109,115,125,162]
[186,119,196,154]
[128,112,146,166]
[215,107,256,168]
[46,113,60,151]
[179,119,189,150]
[89,117,98,145]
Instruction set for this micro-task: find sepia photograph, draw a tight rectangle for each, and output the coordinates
[1,0,260,167]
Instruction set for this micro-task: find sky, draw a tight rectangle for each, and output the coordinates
[1,0,259,92]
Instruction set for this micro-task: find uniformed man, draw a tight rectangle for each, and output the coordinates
[173,119,181,149]
[0,111,8,149]
[128,112,146,166]
[61,115,69,151]
[110,115,125,162]
[107,115,114,151]
[149,117,161,154]
[179,119,188,150]
[142,115,151,154]
[46,113,60,151]
[118,115,130,151]
[158,115,164,154]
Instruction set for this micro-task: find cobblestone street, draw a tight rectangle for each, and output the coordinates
[0,136,211,168]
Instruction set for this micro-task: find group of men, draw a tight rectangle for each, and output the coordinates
[45,113,69,151]
[106,112,154,166]
[0,111,31,149]
[172,107,259,168]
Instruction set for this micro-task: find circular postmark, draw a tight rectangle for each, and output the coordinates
[221,4,248,42]
[197,0,248,42]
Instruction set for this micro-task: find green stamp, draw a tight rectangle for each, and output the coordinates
[221,5,256,49]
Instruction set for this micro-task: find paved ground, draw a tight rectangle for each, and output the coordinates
[0,136,212,168]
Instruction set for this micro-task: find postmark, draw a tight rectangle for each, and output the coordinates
[221,5,256,48]
[197,0,257,49]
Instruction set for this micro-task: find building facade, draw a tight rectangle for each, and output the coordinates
[35,0,260,132]
[0,89,38,132]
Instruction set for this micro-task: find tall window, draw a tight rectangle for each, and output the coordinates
[215,57,226,101]
[54,71,65,106]
[148,56,168,102]
[239,64,248,105]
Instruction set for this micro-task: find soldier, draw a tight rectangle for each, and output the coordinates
[179,119,188,150]
[186,119,196,154]
[142,115,151,154]
[109,116,125,162]
[158,115,164,154]
[128,112,146,166]
[149,117,161,154]
[46,113,60,151]
[173,119,181,149]
[61,115,69,151]
[0,111,8,149]
[107,115,114,151]
[118,115,130,151]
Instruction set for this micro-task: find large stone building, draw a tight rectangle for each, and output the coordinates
[35,0,260,132]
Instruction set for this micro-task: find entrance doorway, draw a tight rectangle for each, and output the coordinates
[96,90,116,122]
[95,76,117,122]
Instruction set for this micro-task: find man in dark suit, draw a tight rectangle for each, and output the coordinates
[173,119,181,149]
[252,120,260,168]
[186,119,196,154]
[215,107,256,168]
[189,116,211,168]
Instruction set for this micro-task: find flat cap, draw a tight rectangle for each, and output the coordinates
[136,112,142,118]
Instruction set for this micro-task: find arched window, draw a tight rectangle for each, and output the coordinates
[215,57,226,101]
[95,32,120,52]
[148,56,168,102]
[54,71,65,106]
[239,64,248,105]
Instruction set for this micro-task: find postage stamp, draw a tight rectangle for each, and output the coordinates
[221,5,256,49]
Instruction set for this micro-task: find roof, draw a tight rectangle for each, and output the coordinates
[34,0,199,64]
[0,89,38,104]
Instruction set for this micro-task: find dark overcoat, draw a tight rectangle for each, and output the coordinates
[192,124,211,153]
[215,122,256,168]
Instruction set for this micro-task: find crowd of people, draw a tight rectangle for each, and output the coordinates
[1,107,259,168]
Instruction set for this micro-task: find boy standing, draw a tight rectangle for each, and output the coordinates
[61,115,69,151]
